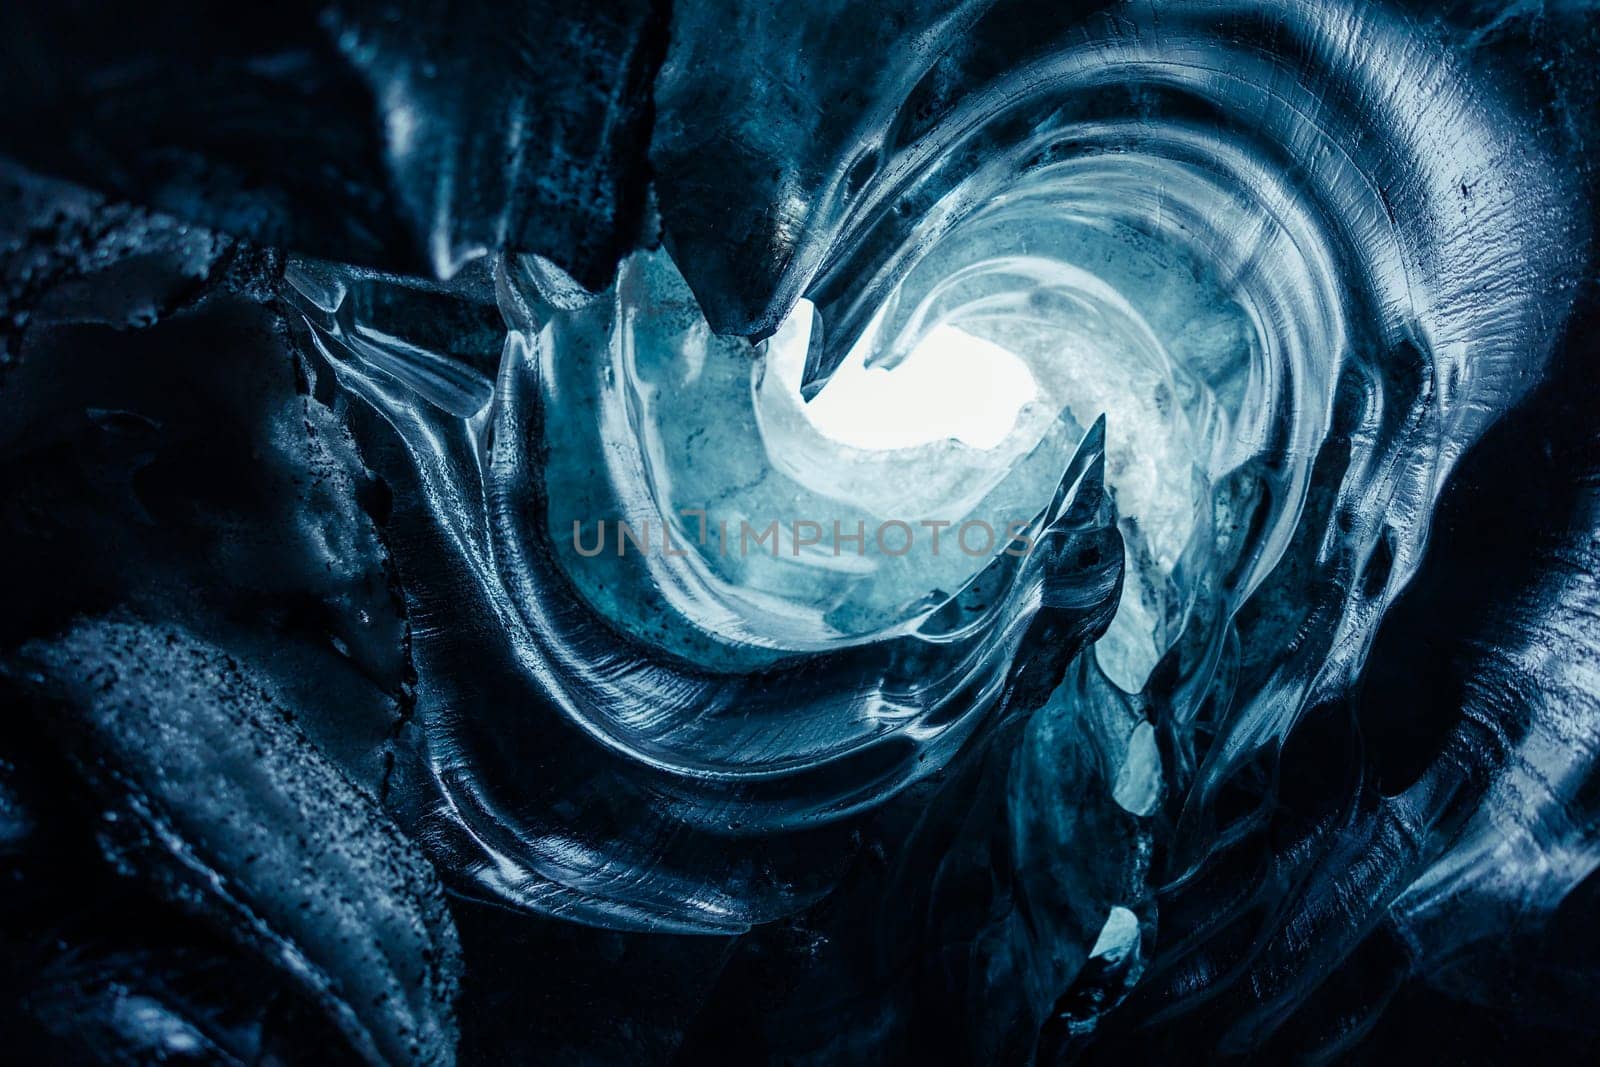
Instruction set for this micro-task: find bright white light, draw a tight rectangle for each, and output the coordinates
[771,302,1039,452]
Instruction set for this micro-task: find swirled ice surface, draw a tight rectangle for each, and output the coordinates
[285,0,1583,1047]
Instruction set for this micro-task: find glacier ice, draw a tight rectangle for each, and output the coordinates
[293,244,1125,930]
[290,0,1587,1053]
[3,0,1600,1062]
[288,0,1587,1054]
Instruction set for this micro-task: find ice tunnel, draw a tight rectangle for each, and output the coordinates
[2,0,1599,1063]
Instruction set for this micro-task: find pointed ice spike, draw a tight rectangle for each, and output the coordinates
[799,300,881,399]
[799,307,830,401]
[1048,414,1109,528]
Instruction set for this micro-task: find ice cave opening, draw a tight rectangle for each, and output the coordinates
[769,299,1040,453]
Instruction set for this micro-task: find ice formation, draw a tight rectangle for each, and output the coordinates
[3,0,1599,1062]
[284,0,1583,1045]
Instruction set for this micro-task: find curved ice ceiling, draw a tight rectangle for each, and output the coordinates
[287,0,1582,1038]
[4,0,1599,1062]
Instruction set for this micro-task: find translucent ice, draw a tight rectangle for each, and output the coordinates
[6,0,1600,1061]
[284,3,1584,1049]
[279,0,1590,1056]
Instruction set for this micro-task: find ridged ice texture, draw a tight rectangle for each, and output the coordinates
[4,620,462,1066]
[290,251,1124,933]
[289,0,1582,1040]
